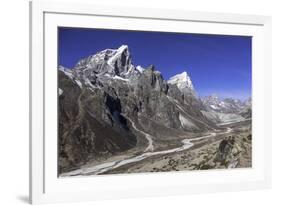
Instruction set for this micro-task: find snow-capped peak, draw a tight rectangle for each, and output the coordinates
[167,71,194,91]
[118,44,128,51]
[107,45,130,67]
[136,65,145,73]
[74,45,130,69]
[202,94,248,114]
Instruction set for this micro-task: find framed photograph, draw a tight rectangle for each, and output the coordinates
[30,1,272,204]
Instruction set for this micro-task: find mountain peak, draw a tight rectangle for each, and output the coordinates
[167,71,194,91]
[107,45,131,67]
[207,94,219,100]
[180,71,188,77]
[118,44,128,51]
[202,94,247,114]
[74,45,130,69]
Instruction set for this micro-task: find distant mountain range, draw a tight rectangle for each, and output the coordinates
[58,45,251,173]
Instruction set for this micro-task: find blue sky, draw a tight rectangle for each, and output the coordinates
[58,27,252,100]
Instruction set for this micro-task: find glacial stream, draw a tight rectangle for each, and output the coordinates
[60,127,232,177]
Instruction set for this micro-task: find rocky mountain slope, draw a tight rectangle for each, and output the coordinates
[58,45,251,173]
[202,95,247,113]
[201,95,251,124]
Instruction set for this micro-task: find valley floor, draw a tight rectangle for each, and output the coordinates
[60,120,251,177]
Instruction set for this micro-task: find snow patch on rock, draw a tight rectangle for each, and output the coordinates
[107,45,128,67]
[112,75,129,82]
[74,79,82,88]
[136,65,145,73]
[179,114,197,129]
[59,88,63,96]
[59,66,74,80]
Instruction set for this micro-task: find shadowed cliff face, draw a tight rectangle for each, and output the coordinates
[58,71,137,173]
[58,45,249,174]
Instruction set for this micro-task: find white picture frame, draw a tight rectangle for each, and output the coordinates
[29,1,272,204]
